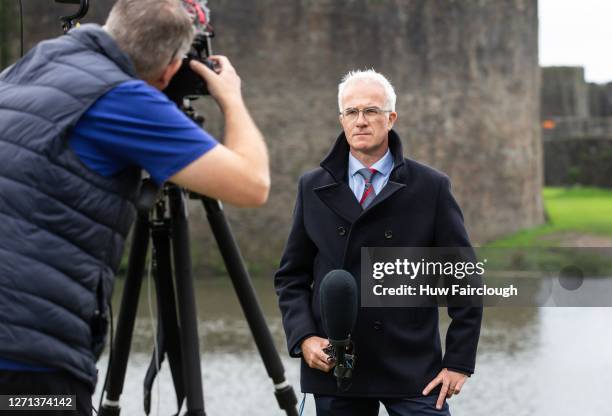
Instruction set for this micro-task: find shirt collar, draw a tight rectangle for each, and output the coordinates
[348,149,394,178]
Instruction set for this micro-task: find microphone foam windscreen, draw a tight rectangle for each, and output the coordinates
[320,269,358,342]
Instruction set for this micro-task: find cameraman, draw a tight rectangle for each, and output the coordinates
[0,0,269,414]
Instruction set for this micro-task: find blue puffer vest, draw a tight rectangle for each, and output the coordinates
[0,24,142,389]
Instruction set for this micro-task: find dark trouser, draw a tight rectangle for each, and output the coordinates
[0,371,92,415]
[314,394,450,416]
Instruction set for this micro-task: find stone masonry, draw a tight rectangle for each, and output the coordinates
[7,0,545,274]
[541,66,612,189]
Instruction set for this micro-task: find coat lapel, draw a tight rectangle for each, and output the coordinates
[313,182,362,224]
[315,132,361,223]
[364,180,406,213]
[315,129,410,222]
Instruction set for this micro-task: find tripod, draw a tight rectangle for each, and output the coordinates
[98,181,299,415]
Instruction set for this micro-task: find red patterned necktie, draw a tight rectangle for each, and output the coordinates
[357,167,378,209]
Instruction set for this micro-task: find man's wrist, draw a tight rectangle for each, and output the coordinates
[296,334,318,354]
[299,335,315,349]
[218,94,244,113]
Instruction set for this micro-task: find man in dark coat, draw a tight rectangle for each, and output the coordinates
[275,70,482,415]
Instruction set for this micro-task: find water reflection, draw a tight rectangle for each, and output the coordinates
[94,278,612,415]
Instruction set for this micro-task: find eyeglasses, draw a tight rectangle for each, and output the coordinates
[340,106,392,122]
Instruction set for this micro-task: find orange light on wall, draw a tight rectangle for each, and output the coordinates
[542,119,556,130]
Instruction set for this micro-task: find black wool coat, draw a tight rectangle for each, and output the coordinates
[275,130,483,397]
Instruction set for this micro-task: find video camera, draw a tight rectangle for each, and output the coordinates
[164,32,216,104]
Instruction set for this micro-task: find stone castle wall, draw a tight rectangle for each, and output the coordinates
[6,0,544,274]
[204,0,543,264]
[542,118,612,188]
[541,67,612,189]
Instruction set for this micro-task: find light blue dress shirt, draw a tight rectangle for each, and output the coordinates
[348,149,394,202]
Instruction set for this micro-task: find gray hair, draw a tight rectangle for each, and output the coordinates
[105,0,194,80]
[338,69,397,112]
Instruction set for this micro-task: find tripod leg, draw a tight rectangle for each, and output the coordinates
[99,211,150,416]
[201,197,299,416]
[143,220,187,414]
[167,185,206,416]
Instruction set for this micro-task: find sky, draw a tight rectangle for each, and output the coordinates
[539,0,612,83]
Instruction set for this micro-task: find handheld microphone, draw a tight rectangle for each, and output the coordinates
[320,269,358,391]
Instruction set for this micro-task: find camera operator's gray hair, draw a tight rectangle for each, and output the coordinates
[105,0,194,80]
[338,69,397,112]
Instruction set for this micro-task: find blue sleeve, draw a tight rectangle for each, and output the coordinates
[69,80,218,185]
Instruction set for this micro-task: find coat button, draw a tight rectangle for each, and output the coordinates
[373,320,382,330]
[384,230,393,239]
[337,226,347,236]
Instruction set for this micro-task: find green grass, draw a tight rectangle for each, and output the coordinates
[483,187,612,273]
[488,186,612,247]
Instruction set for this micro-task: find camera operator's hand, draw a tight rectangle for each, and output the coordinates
[190,56,242,111]
[170,56,270,207]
